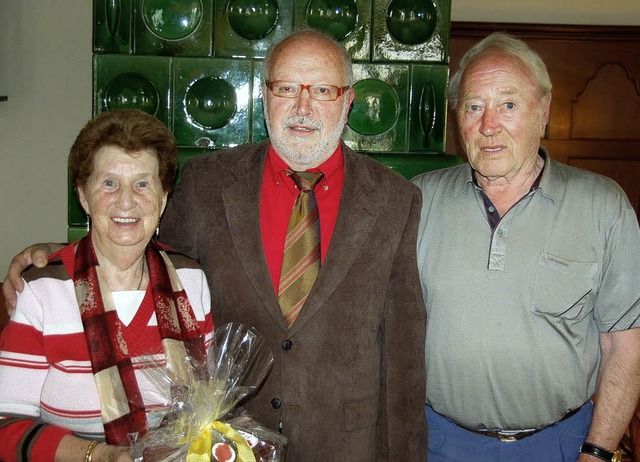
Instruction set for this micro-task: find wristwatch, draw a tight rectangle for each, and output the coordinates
[579,442,622,462]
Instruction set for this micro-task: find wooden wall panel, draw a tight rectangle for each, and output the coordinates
[568,158,640,219]
[570,63,640,140]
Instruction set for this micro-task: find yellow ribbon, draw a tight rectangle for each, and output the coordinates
[186,421,256,462]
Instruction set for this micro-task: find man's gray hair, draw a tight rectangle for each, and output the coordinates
[449,32,552,109]
[261,29,354,87]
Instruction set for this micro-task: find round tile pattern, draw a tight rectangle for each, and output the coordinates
[142,0,203,40]
[348,79,400,135]
[227,0,279,40]
[184,77,237,129]
[103,73,160,115]
[305,0,358,41]
[386,0,437,45]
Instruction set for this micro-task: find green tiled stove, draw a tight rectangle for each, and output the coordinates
[71,0,463,240]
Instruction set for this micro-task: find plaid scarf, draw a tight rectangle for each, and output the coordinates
[73,234,207,445]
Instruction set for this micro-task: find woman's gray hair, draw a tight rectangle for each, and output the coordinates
[261,29,353,87]
[449,32,552,109]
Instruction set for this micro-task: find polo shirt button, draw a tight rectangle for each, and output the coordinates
[282,339,293,350]
[271,398,282,409]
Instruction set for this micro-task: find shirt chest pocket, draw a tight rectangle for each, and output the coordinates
[531,252,598,320]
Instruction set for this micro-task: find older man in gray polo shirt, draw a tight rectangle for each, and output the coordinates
[413,32,640,462]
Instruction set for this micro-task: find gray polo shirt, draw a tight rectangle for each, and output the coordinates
[412,148,640,430]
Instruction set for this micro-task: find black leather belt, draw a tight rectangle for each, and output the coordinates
[463,405,583,442]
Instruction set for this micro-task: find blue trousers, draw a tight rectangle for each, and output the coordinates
[426,402,593,462]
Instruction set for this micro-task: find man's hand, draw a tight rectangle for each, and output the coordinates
[581,329,640,461]
[2,243,61,314]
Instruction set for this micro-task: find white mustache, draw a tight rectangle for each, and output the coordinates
[282,116,322,131]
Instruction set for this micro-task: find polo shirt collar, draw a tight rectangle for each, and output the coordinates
[458,146,552,198]
[456,163,475,197]
[536,145,561,203]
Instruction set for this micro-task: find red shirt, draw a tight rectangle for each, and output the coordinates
[260,144,345,294]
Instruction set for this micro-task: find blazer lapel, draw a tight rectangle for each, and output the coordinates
[222,142,289,330]
[290,147,381,333]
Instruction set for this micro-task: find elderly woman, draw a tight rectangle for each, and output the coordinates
[0,110,213,461]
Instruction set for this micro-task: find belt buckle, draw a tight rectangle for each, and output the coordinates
[498,434,518,443]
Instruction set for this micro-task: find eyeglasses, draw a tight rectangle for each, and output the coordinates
[266,81,350,102]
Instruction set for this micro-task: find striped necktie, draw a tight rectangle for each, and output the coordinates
[278,170,324,327]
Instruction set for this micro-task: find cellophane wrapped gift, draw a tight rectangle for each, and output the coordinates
[130,322,287,461]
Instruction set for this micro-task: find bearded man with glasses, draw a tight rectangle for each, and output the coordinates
[3,29,427,461]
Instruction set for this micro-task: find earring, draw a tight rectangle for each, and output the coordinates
[86,213,91,232]
[155,223,159,240]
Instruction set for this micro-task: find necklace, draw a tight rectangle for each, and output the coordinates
[136,259,145,290]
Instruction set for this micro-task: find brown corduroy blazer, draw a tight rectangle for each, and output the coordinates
[160,140,427,461]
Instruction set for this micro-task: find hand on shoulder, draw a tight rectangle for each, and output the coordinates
[3,242,62,314]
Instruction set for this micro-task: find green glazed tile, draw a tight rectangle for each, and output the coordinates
[372,0,451,63]
[293,0,371,62]
[93,0,132,53]
[251,62,269,143]
[349,78,400,136]
[343,63,408,152]
[366,152,464,180]
[68,227,89,243]
[82,0,453,237]
[172,58,252,148]
[134,0,213,56]
[214,0,293,59]
[408,63,448,152]
[93,54,172,126]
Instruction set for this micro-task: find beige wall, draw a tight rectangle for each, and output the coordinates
[453,0,640,25]
[0,1,92,279]
[0,0,639,278]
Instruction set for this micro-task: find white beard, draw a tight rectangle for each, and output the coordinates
[265,100,350,170]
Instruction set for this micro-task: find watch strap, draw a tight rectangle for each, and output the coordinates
[580,442,615,461]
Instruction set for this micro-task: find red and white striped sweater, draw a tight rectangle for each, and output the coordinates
[0,246,214,462]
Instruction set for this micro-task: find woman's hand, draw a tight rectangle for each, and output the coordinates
[91,442,134,462]
[55,435,134,461]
